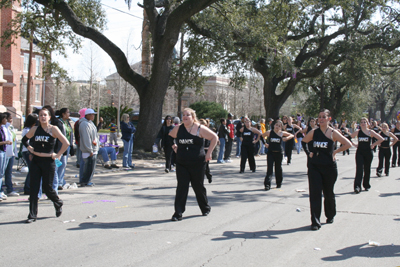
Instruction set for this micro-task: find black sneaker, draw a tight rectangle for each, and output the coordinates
[26,218,36,223]
[377,172,382,177]
[311,225,321,231]
[326,218,334,224]
[265,185,270,191]
[165,168,169,173]
[354,187,361,194]
[55,200,63,217]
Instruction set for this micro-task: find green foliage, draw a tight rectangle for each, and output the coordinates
[189,101,228,123]
[96,105,133,128]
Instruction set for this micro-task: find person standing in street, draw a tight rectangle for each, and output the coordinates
[157,115,175,173]
[21,108,69,223]
[235,116,244,157]
[217,118,229,163]
[168,108,218,221]
[79,108,99,187]
[121,113,135,168]
[239,118,262,173]
[350,117,383,193]
[224,113,234,162]
[391,121,400,167]
[301,109,352,231]
[74,108,87,168]
[376,123,398,177]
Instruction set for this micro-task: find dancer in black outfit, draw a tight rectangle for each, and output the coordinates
[21,108,69,223]
[283,117,300,164]
[340,122,351,155]
[239,118,262,173]
[350,118,384,193]
[391,121,400,167]
[199,119,212,183]
[168,108,217,221]
[262,120,294,190]
[376,123,398,177]
[371,121,381,153]
[302,109,352,230]
[157,115,175,173]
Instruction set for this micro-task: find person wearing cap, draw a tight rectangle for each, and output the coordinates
[79,108,99,187]
[74,108,87,168]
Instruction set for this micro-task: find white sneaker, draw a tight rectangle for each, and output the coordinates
[225,159,232,163]
[7,191,19,196]
[0,192,7,200]
[63,183,71,190]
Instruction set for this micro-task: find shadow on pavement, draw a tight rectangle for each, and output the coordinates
[67,215,202,230]
[0,216,53,225]
[211,225,310,241]
[379,192,400,198]
[321,243,400,261]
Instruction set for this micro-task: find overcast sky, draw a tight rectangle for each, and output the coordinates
[54,0,144,81]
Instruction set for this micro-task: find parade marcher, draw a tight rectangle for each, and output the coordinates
[262,120,294,190]
[109,118,118,146]
[157,115,175,173]
[22,113,38,195]
[371,120,381,153]
[121,113,135,168]
[21,108,69,223]
[168,108,218,221]
[235,117,244,157]
[391,121,400,167]
[224,113,235,162]
[340,122,352,155]
[55,108,75,191]
[79,108,100,187]
[376,123,398,177]
[301,109,352,230]
[283,116,300,164]
[294,119,305,154]
[200,119,213,183]
[217,118,229,163]
[1,112,19,197]
[239,117,262,173]
[350,117,384,193]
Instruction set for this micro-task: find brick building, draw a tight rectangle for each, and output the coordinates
[0,3,54,129]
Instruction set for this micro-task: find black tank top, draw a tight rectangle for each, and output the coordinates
[176,124,205,162]
[268,130,283,152]
[33,125,56,153]
[380,132,390,148]
[340,127,350,138]
[357,130,371,152]
[310,128,335,165]
[306,125,313,134]
[242,127,254,145]
[285,124,294,134]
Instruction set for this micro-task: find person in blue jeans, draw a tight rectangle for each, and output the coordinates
[217,118,229,163]
[121,113,135,168]
[99,145,119,169]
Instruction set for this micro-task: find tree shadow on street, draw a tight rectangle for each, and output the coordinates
[321,243,400,261]
[211,225,310,241]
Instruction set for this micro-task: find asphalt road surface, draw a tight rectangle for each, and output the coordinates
[1,147,399,266]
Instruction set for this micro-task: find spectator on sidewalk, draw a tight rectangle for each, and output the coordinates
[79,109,99,187]
[224,113,234,162]
[74,108,87,168]
[217,118,229,163]
[109,118,118,145]
[121,113,135,168]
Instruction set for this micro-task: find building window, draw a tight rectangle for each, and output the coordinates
[23,54,29,72]
[35,84,40,101]
[35,56,41,76]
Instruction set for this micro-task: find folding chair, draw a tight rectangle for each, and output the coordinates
[15,143,27,171]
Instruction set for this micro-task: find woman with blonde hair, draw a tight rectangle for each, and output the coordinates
[168,108,218,221]
[376,122,398,177]
[350,117,384,193]
[121,113,135,168]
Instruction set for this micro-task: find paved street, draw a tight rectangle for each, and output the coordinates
[1,146,399,266]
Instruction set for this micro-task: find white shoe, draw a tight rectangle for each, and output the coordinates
[63,183,71,190]
[225,159,232,163]
[0,192,7,200]
[7,191,19,196]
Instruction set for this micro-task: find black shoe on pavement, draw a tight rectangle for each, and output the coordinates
[311,225,321,231]
[165,168,169,173]
[171,214,182,221]
[265,185,270,191]
[26,218,36,223]
[202,210,210,216]
[55,201,63,217]
[354,187,361,194]
[326,218,334,224]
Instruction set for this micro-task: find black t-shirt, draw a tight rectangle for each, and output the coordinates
[310,128,335,166]
[33,125,56,154]
[268,130,282,153]
[176,124,205,163]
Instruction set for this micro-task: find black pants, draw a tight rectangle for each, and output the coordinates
[377,147,391,175]
[285,139,294,163]
[164,145,173,170]
[308,162,337,227]
[392,143,400,166]
[205,161,212,180]
[354,150,373,190]
[240,143,255,172]
[264,151,283,187]
[174,161,210,216]
[224,138,233,160]
[28,156,63,219]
